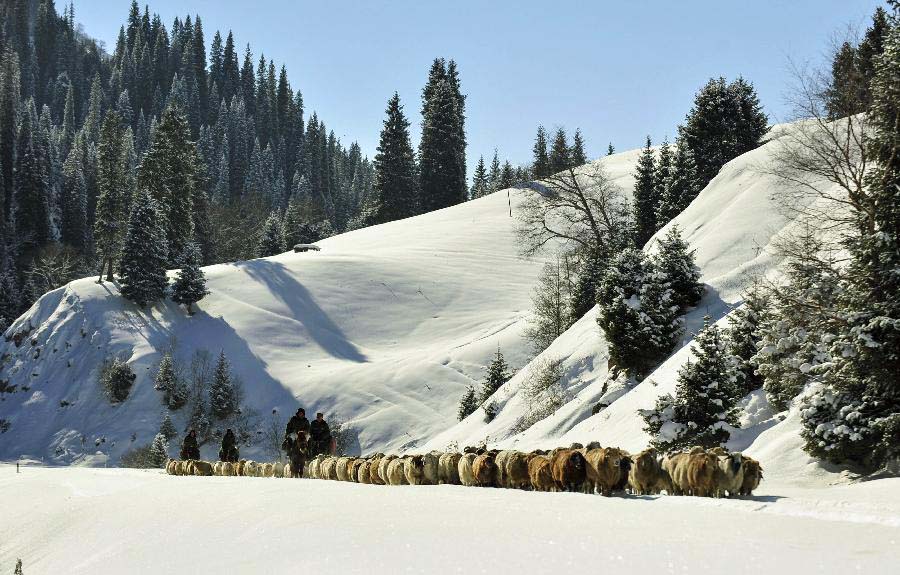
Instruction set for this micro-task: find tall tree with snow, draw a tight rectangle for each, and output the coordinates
[488,150,501,194]
[257,211,283,257]
[652,225,704,309]
[726,285,769,396]
[656,140,701,224]
[119,189,169,308]
[632,136,658,246]
[479,346,512,405]
[368,93,418,224]
[94,111,129,282]
[457,385,478,421]
[155,353,187,410]
[171,242,209,315]
[209,350,238,420]
[419,59,466,212]
[470,155,489,199]
[13,106,52,255]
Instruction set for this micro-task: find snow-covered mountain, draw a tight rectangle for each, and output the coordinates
[0,123,844,488]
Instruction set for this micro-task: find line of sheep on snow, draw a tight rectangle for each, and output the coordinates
[165,443,763,498]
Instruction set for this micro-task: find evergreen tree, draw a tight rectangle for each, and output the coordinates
[726,285,768,396]
[119,189,169,308]
[94,111,129,281]
[159,412,178,440]
[606,143,615,156]
[570,129,587,166]
[419,73,465,212]
[643,316,740,450]
[532,125,550,179]
[652,225,704,309]
[369,93,418,224]
[148,432,169,467]
[632,136,658,246]
[569,248,605,320]
[653,137,673,230]
[171,241,209,315]
[14,107,52,255]
[499,160,515,190]
[457,385,478,421]
[487,150,501,193]
[154,352,187,410]
[209,350,238,420]
[549,128,571,173]
[479,346,511,404]
[657,140,701,223]
[257,211,283,257]
[470,155,489,199]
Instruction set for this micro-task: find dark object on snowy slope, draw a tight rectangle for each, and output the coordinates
[180,429,200,460]
[218,428,239,462]
[292,244,321,253]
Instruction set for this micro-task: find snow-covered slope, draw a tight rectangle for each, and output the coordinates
[423,123,847,486]
[0,149,643,464]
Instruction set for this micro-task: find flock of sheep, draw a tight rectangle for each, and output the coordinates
[165,443,763,498]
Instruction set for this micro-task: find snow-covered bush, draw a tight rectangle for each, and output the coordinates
[154,353,187,410]
[725,286,769,396]
[99,358,136,403]
[799,385,881,466]
[511,357,565,433]
[148,433,169,467]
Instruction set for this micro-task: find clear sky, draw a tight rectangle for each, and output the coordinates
[76,0,882,173]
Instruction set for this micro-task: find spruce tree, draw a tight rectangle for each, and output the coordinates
[419,76,465,212]
[154,352,187,410]
[570,129,587,166]
[654,137,673,230]
[499,160,515,190]
[171,241,209,315]
[209,350,238,420]
[470,155,488,199]
[257,211,283,257]
[657,140,701,223]
[532,125,550,179]
[632,136,658,246]
[94,111,128,281]
[569,248,604,320]
[549,128,571,173]
[479,346,511,404]
[652,225,704,309]
[369,93,418,224]
[607,143,615,156]
[458,385,478,421]
[726,286,768,396]
[488,150,501,194]
[14,107,52,254]
[159,412,178,440]
[148,432,170,467]
[119,189,169,308]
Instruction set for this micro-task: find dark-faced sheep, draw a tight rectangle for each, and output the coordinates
[472,453,498,487]
[711,450,744,498]
[404,455,426,485]
[551,449,587,492]
[528,453,555,491]
[585,447,631,496]
[458,453,478,487]
[739,456,763,496]
[438,452,462,485]
[628,448,670,495]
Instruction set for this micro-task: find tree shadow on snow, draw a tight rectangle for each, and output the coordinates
[234,259,367,363]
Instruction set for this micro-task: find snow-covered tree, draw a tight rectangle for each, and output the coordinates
[171,242,209,315]
[652,225,704,309]
[159,413,178,440]
[532,125,550,179]
[479,346,511,404]
[457,385,478,421]
[656,140,701,224]
[632,136,658,246]
[470,155,489,199]
[209,350,238,420]
[148,433,170,467]
[155,353,188,410]
[642,316,740,450]
[119,189,169,308]
[726,286,769,396]
[99,357,136,403]
[257,211,283,257]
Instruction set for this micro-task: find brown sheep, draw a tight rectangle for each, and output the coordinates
[348,458,364,482]
[472,453,498,487]
[377,455,398,484]
[504,451,531,490]
[260,463,276,478]
[212,461,224,476]
[739,456,763,496]
[458,453,478,487]
[437,452,462,485]
[628,448,670,495]
[665,451,717,496]
[386,457,408,486]
[234,460,247,476]
[404,455,426,485]
[585,447,631,496]
[221,461,235,477]
[712,451,744,498]
[528,453,555,491]
[368,455,385,485]
[422,451,441,485]
[166,459,178,475]
[357,459,371,484]
[192,460,214,476]
[550,449,587,492]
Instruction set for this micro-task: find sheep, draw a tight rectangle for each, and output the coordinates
[166,459,178,475]
[711,450,744,498]
[504,451,531,490]
[628,448,671,495]
[213,461,223,476]
[192,460,214,476]
[283,462,293,478]
[324,456,340,481]
[438,452,462,485]
[368,455,385,485]
[551,449,587,492]
[458,453,478,487]
[739,456,763,496]
[666,450,717,496]
[528,453,555,491]
[472,453,498,487]
[260,463,276,478]
[175,460,190,475]
[422,451,441,485]
[357,459,372,484]
[585,447,632,496]
[404,455,426,485]
[334,457,350,481]
[220,461,235,477]
[348,458,364,482]
[308,455,325,479]
[243,461,259,477]
[495,450,514,487]
[377,455,397,485]
[386,457,408,486]
[235,460,247,476]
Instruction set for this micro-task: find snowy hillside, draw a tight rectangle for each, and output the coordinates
[0,149,643,464]
[423,123,848,486]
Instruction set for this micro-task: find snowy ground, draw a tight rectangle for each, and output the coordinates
[1,464,897,575]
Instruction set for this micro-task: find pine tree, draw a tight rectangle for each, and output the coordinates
[570,129,587,166]
[653,137,673,230]
[119,189,169,308]
[632,136,658,246]
[569,248,604,320]
[419,74,465,212]
[257,211,283,257]
[148,432,170,467]
[549,128,571,173]
[487,150,501,194]
[457,385,478,421]
[499,160,515,190]
[369,93,418,224]
[643,316,740,450]
[606,143,615,156]
[652,225,704,309]
[159,412,178,440]
[94,111,128,281]
[726,285,768,396]
[532,125,550,179]
[209,350,238,420]
[657,140,701,223]
[479,346,511,404]
[171,241,208,314]
[470,155,488,199]
[154,352,187,410]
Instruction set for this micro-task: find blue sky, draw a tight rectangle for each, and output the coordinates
[77,0,882,173]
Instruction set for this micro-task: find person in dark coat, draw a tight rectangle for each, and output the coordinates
[309,412,332,456]
[180,429,200,460]
[288,431,308,477]
[218,428,239,462]
[285,408,310,436]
